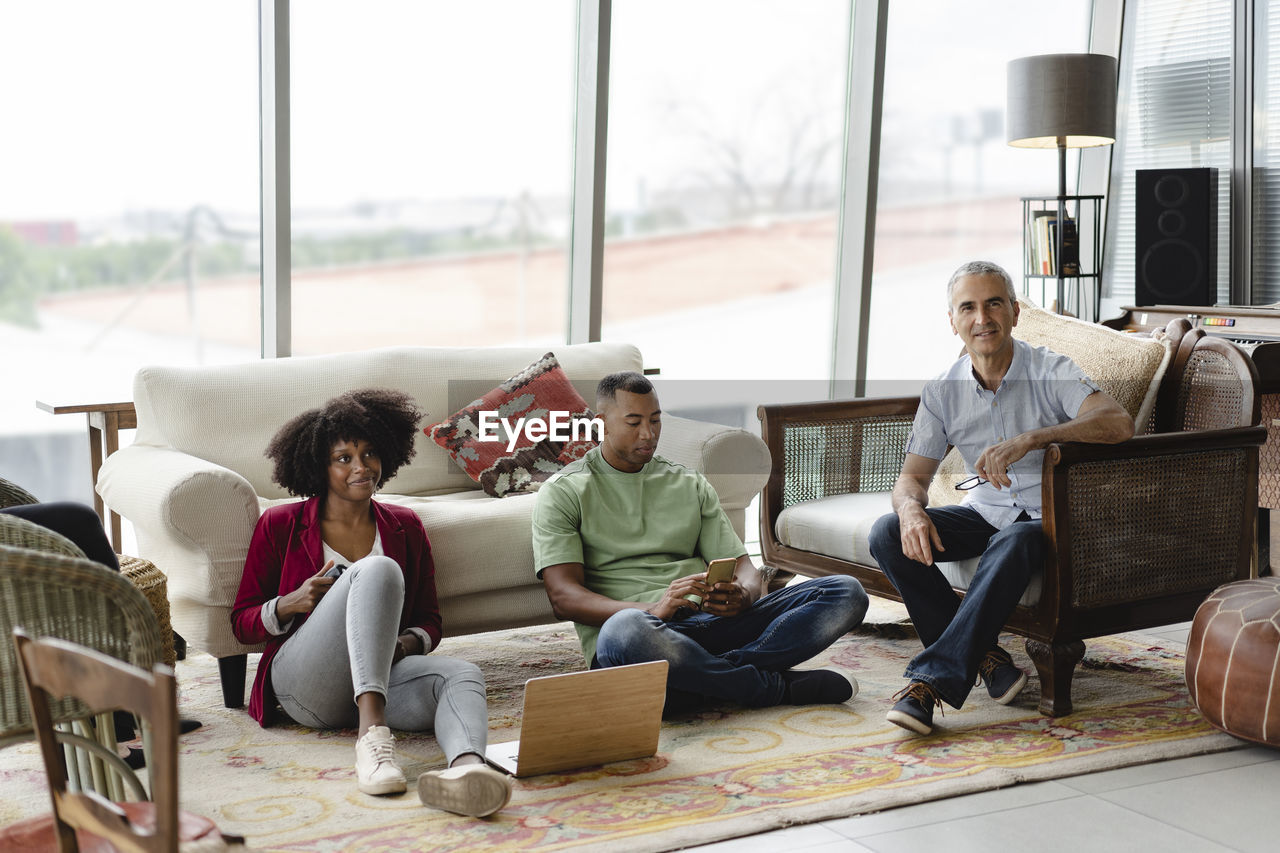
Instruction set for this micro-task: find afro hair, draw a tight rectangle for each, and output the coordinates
[265,388,424,498]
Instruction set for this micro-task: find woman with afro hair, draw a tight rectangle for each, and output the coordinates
[230,388,511,816]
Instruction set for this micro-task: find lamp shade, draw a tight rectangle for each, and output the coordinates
[1007,53,1117,149]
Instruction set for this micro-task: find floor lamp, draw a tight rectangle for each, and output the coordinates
[1007,53,1117,318]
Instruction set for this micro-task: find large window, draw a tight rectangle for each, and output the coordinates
[289,1,576,354]
[601,0,849,411]
[1105,0,1232,306]
[866,0,1092,392]
[0,2,259,501]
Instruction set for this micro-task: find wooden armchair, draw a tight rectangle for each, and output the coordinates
[758,330,1266,716]
[6,630,243,851]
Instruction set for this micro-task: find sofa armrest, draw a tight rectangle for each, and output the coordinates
[1041,425,1267,619]
[658,414,771,540]
[99,445,260,547]
[97,445,262,626]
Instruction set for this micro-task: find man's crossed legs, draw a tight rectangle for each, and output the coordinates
[594,575,868,712]
[869,505,1039,734]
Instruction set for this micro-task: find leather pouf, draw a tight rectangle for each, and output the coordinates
[1186,577,1280,747]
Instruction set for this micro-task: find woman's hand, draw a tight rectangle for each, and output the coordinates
[392,632,423,663]
[275,560,337,622]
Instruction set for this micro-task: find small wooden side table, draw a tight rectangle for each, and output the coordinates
[34,399,137,552]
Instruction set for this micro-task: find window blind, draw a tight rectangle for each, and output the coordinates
[1254,2,1280,303]
[1105,0,1232,304]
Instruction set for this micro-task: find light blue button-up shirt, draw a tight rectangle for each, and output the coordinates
[906,338,1100,529]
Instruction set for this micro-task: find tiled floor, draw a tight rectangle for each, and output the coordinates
[687,622,1280,853]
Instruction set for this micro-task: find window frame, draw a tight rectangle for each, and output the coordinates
[257,1,1115,389]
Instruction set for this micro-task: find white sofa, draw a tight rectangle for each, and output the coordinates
[97,342,771,706]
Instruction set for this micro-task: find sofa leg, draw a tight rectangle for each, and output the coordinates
[1024,639,1085,717]
[218,654,248,709]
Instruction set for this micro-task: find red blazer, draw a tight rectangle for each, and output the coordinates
[230,497,442,726]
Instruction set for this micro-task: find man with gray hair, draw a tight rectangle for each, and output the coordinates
[869,260,1133,734]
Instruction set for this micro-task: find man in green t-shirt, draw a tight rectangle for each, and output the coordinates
[533,372,868,711]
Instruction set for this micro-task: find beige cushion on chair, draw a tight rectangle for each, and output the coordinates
[1011,298,1171,426]
[773,492,1042,605]
[775,492,892,565]
[927,299,1172,509]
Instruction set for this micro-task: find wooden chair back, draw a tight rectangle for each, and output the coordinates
[14,629,179,853]
[1152,326,1205,431]
[1153,330,1261,432]
[1173,335,1262,430]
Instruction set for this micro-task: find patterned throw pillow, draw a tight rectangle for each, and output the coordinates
[426,353,600,497]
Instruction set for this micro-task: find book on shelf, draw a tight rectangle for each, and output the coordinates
[1046,215,1058,276]
[1059,216,1080,275]
[1027,209,1079,276]
[1030,210,1055,275]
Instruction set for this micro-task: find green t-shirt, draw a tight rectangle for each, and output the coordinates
[532,447,747,663]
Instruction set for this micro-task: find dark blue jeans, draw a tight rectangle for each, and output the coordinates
[594,575,868,709]
[868,505,1040,709]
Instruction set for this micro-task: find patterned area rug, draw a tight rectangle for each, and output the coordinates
[0,606,1242,852]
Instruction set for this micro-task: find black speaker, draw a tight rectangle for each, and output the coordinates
[1135,167,1217,306]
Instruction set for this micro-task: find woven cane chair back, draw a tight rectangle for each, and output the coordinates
[1173,336,1260,431]
[779,414,913,509]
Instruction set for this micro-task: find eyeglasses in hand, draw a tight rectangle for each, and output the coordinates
[954,475,988,491]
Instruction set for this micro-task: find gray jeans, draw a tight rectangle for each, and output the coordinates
[270,555,488,763]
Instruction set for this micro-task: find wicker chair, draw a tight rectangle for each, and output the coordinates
[0,477,179,669]
[0,516,163,800]
[758,330,1267,716]
[0,513,86,559]
[0,476,39,509]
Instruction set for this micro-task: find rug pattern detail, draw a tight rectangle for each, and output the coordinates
[0,623,1241,852]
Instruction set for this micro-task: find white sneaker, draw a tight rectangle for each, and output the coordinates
[355,725,407,795]
[417,763,513,817]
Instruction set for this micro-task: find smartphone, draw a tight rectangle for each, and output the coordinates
[323,563,347,580]
[704,557,738,588]
[683,558,738,606]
